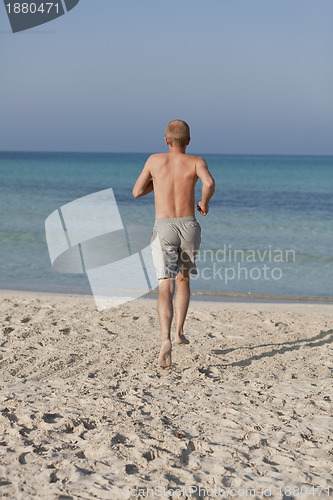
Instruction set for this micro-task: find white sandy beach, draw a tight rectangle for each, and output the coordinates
[0,290,332,499]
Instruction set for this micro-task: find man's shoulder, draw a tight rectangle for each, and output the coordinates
[147,152,168,160]
[186,154,205,161]
[185,154,207,166]
[145,153,167,165]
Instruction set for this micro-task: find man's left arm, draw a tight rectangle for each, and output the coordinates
[132,159,154,198]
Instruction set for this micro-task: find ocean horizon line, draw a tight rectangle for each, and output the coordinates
[1,150,333,159]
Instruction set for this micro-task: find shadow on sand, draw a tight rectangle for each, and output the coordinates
[212,329,333,368]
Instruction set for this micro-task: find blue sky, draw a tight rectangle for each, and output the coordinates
[1,0,333,154]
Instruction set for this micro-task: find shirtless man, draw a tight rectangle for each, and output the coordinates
[133,120,215,369]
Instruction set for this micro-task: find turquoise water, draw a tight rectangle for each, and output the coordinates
[0,152,332,298]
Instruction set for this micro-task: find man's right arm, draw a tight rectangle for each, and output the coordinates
[132,156,154,198]
[196,158,215,215]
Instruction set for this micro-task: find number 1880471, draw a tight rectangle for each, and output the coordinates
[6,3,60,14]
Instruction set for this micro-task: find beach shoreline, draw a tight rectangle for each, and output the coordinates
[1,287,332,306]
[0,289,332,498]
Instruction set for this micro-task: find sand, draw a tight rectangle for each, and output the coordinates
[0,290,332,499]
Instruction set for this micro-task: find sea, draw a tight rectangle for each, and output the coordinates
[0,151,332,301]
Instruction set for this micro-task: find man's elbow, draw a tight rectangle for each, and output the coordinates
[205,179,215,191]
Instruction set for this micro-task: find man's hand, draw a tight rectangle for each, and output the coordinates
[197,201,209,216]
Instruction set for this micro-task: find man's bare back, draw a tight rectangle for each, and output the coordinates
[133,151,214,220]
[146,152,213,219]
[133,119,215,369]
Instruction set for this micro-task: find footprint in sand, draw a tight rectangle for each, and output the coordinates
[42,413,63,423]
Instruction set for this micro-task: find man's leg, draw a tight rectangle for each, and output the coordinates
[157,278,175,368]
[174,269,190,344]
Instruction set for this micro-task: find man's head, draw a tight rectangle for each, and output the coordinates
[165,120,190,148]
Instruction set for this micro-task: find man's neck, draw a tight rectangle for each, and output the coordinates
[168,145,187,154]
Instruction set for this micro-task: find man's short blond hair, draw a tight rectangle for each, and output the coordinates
[165,120,190,147]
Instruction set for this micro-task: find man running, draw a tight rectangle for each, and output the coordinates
[133,120,215,369]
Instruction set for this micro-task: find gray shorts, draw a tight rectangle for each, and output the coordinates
[151,216,201,279]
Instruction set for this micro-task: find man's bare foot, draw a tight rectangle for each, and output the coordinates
[158,339,172,369]
[174,334,190,345]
